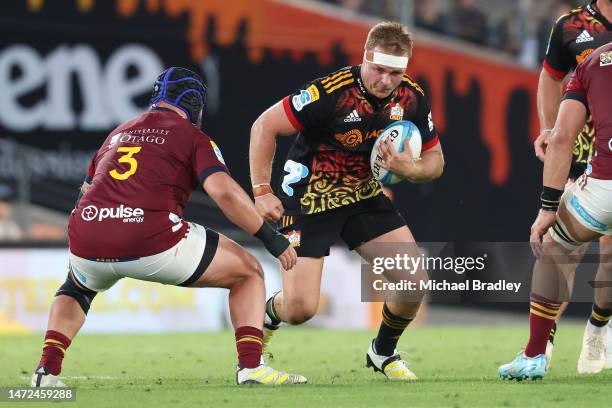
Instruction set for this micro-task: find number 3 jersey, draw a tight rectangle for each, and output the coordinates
[69,109,228,259]
[280,64,439,215]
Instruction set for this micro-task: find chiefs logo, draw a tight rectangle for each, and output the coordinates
[335,129,363,147]
[576,48,594,64]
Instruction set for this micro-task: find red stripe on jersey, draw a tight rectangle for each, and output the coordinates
[422,134,439,152]
[282,96,305,131]
[543,60,567,79]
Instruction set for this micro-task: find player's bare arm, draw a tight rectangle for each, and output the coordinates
[380,139,444,183]
[249,101,297,222]
[203,171,297,270]
[530,99,587,245]
[543,100,587,190]
[534,68,564,161]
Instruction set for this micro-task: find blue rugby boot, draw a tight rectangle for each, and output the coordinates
[499,351,547,381]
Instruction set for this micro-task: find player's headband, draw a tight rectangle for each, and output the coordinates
[364,50,409,69]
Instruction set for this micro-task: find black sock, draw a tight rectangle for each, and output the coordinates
[548,322,557,345]
[374,303,413,357]
[265,293,281,326]
[589,304,612,328]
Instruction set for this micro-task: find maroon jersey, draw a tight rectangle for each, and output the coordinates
[544,1,612,178]
[69,109,228,258]
[564,42,612,180]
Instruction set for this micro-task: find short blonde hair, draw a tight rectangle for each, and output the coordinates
[365,21,413,57]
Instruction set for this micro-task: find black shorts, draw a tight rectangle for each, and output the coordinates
[278,194,406,257]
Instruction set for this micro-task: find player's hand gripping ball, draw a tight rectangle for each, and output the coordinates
[370,120,422,185]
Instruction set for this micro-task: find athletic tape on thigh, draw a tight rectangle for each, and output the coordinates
[550,217,582,251]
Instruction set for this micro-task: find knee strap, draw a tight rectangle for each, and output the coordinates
[56,269,97,314]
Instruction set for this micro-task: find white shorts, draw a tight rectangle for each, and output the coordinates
[562,175,612,236]
[68,222,219,292]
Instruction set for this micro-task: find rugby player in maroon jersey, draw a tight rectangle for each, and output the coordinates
[32,67,306,387]
[500,42,612,380]
[533,0,612,370]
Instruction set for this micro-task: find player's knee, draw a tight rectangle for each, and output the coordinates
[244,254,264,280]
[231,253,264,286]
[284,298,318,324]
[56,272,97,315]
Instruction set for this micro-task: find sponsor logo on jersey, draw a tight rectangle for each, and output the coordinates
[210,140,226,164]
[335,129,363,147]
[344,109,361,122]
[81,204,144,223]
[291,84,319,112]
[600,51,612,66]
[575,30,594,43]
[428,111,434,132]
[109,131,167,148]
[390,104,404,121]
[334,129,381,148]
[284,229,301,247]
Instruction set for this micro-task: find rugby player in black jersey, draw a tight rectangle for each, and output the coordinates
[249,22,444,380]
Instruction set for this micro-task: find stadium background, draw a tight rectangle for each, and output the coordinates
[0,0,594,335]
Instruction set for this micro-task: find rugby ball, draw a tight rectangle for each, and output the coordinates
[370,120,422,185]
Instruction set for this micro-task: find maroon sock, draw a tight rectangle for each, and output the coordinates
[37,330,72,376]
[235,326,263,369]
[524,294,561,357]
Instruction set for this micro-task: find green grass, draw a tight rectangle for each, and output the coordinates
[1,325,610,407]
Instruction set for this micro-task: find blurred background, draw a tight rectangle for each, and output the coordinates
[0,0,588,334]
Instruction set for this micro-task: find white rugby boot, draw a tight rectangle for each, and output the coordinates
[236,364,307,385]
[366,340,417,381]
[31,366,65,387]
[605,321,612,369]
[577,322,607,374]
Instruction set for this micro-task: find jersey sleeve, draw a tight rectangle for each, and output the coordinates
[414,91,439,152]
[543,15,573,78]
[282,79,337,131]
[85,152,98,183]
[562,63,587,107]
[193,132,229,187]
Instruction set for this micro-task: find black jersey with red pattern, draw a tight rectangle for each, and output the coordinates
[544,0,612,178]
[280,65,439,215]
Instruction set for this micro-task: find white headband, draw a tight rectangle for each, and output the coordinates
[364,50,409,69]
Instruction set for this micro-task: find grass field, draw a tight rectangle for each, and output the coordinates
[1,325,610,407]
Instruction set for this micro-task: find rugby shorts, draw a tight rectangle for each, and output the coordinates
[68,222,219,292]
[562,175,612,236]
[277,194,406,257]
